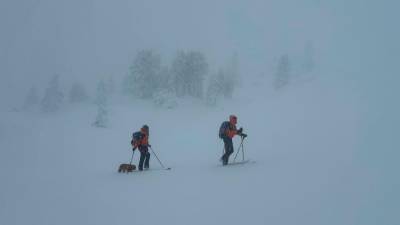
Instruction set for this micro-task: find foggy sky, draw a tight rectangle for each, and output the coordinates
[0,0,399,108]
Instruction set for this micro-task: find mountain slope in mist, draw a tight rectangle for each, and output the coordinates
[1,76,391,225]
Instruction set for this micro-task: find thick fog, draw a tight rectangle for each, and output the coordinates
[0,1,399,225]
[1,0,397,101]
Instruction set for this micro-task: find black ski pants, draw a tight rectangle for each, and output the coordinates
[138,146,150,170]
[222,137,234,165]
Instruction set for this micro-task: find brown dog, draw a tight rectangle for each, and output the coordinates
[118,164,136,173]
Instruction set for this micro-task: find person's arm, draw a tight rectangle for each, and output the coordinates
[132,140,138,151]
[142,135,151,147]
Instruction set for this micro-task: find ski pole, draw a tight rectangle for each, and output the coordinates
[234,136,245,162]
[149,146,171,170]
[129,149,135,165]
[233,145,240,162]
[241,138,245,161]
[129,132,135,165]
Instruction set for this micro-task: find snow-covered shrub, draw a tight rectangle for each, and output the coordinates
[153,90,178,109]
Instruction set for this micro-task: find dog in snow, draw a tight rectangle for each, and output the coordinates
[118,164,136,173]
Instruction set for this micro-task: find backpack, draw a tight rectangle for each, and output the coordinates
[219,121,230,138]
[131,131,144,146]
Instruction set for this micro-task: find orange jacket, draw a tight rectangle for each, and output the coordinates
[225,123,238,138]
[132,132,149,148]
[140,133,149,146]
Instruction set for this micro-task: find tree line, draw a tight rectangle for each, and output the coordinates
[20,43,315,128]
[122,49,240,107]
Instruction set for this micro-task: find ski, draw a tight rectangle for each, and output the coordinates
[219,159,256,167]
[118,167,171,174]
[139,167,171,171]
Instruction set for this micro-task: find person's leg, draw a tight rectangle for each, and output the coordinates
[144,148,150,169]
[138,147,145,171]
[222,138,233,165]
[226,139,234,163]
[221,138,228,164]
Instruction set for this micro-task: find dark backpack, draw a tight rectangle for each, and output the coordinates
[219,121,230,138]
[131,131,144,146]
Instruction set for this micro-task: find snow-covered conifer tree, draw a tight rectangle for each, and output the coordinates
[125,50,161,99]
[41,75,64,112]
[274,54,291,90]
[226,53,240,88]
[171,50,208,98]
[205,73,221,106]
[303,41,315,73]
[93,80,108,128]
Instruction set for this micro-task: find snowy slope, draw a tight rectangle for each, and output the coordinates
[0,77,391,225]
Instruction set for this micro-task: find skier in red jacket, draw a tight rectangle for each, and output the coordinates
[219,115,246,165]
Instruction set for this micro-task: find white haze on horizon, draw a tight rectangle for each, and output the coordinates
[0,0,397,106]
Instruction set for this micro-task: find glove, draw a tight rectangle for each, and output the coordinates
[147,144,152,148]
[237,127,243,134]
[132,147,137,152]
[241,133,248,138]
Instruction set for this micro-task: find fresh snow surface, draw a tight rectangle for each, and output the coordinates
[0,77,395,225]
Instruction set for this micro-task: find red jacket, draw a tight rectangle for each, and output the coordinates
[132,132,149,148]
[225,122,238,138]
[140,133,149,146]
